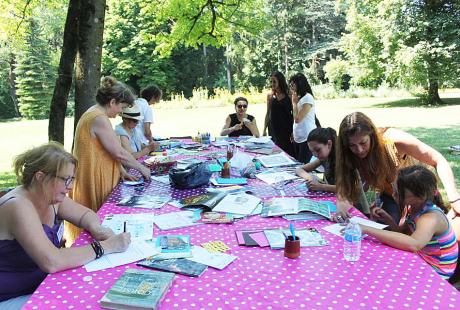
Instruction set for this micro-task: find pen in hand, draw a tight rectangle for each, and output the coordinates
[123,221,127,233]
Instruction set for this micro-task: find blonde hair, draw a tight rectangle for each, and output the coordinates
[96,76,135,106]
[13,142,77,188]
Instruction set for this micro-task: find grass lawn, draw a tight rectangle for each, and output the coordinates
[1,92,459,190]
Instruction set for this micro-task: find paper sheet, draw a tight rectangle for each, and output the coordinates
[102,214,155,241]
[153,211,201,230]
[84,241,159,272]
[255,171,298,185]
[212,193,261,215]
[322,216,388,237]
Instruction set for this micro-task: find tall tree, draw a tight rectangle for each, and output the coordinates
[14,18,55,119]
[338,0,460,104]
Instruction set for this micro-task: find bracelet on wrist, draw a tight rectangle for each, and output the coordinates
[91,240,104,259]
[449,197,460,204]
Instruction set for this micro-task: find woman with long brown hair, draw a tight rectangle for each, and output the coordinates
[334,112,460,234]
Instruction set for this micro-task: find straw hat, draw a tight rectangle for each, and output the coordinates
[121,104,142,120]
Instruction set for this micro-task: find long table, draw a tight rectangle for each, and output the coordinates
[24,146,460,309]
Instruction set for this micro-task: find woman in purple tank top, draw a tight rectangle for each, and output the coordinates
[0,142,131,308]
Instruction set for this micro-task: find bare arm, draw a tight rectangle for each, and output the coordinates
[221,116,242,136]
[119,135,151,160]
[391,128,460,207]
[263,93,272,135]
[361,212,443,252]
[92,116,150,180]
[293,103,312,124]
[143,122,153,143]
[58,197,114,241]
[245,118,260,137]
[8,198,130,274]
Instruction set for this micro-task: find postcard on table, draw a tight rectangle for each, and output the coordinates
[212,192,261,215]
[257,153,297,168]
[151,235,192,260]
[188,246,237,270]
[261,197,300,217]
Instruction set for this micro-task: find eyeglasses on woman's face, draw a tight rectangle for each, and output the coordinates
[55,175,75,188]
[237,104,248,109]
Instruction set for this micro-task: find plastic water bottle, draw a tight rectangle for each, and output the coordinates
[343,218,362,262]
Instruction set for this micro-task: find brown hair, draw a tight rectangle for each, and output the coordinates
[13,142,77,188]
[396,165,447,213]
[96,76,135,106]
[336,112,395,202]
[233,97,248,105]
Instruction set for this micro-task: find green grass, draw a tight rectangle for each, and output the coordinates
[1,93,459,190]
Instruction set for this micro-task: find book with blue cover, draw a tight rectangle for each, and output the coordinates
[100,268,174,310]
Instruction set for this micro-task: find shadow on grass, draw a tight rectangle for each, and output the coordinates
[374,97,460,108]
[0,171,17,189]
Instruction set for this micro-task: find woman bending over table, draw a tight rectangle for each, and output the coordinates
[333,112,460,233]
[115,104,159,159]
[296,127,337,193]
[221,97,260,137]
[360,165,458,280]
[0,143,130,309]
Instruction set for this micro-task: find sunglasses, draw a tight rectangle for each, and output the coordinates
[237,104,248,109]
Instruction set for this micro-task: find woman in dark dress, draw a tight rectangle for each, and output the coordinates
[221,97,260,137]
[263,71,294,157]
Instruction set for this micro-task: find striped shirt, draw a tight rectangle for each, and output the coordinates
[407,203,458,279]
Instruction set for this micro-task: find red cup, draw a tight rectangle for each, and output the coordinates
[284,236,300,259]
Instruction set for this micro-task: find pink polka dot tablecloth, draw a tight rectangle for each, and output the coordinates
[25,148,460,309]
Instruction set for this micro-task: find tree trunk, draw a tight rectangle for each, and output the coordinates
[427,78,443,105]
[74,0,106,134]
[225,45,233,93]
[7,53,20,118]
[48,0,80,143]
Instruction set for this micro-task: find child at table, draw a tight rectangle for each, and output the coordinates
[296,127,337,193]
[361,165,458,280]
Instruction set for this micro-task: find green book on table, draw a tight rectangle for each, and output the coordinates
[100,268,175,310]
[138,258,208,277]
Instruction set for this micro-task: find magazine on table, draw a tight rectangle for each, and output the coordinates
[138,258,207,277]
[255,171,298,185]
[117,195,170,209]
[264,228,328,249]
[200,211,235,224]
[261,197,331,219]
[99,268,174,310]
[179,192,227,211]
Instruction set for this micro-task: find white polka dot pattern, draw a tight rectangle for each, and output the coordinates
[24,148,460,309]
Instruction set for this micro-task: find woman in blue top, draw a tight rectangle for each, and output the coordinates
[0,143,131,308]
[115,104,159,159]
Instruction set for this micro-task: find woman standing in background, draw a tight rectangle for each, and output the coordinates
[263,71,294,157]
